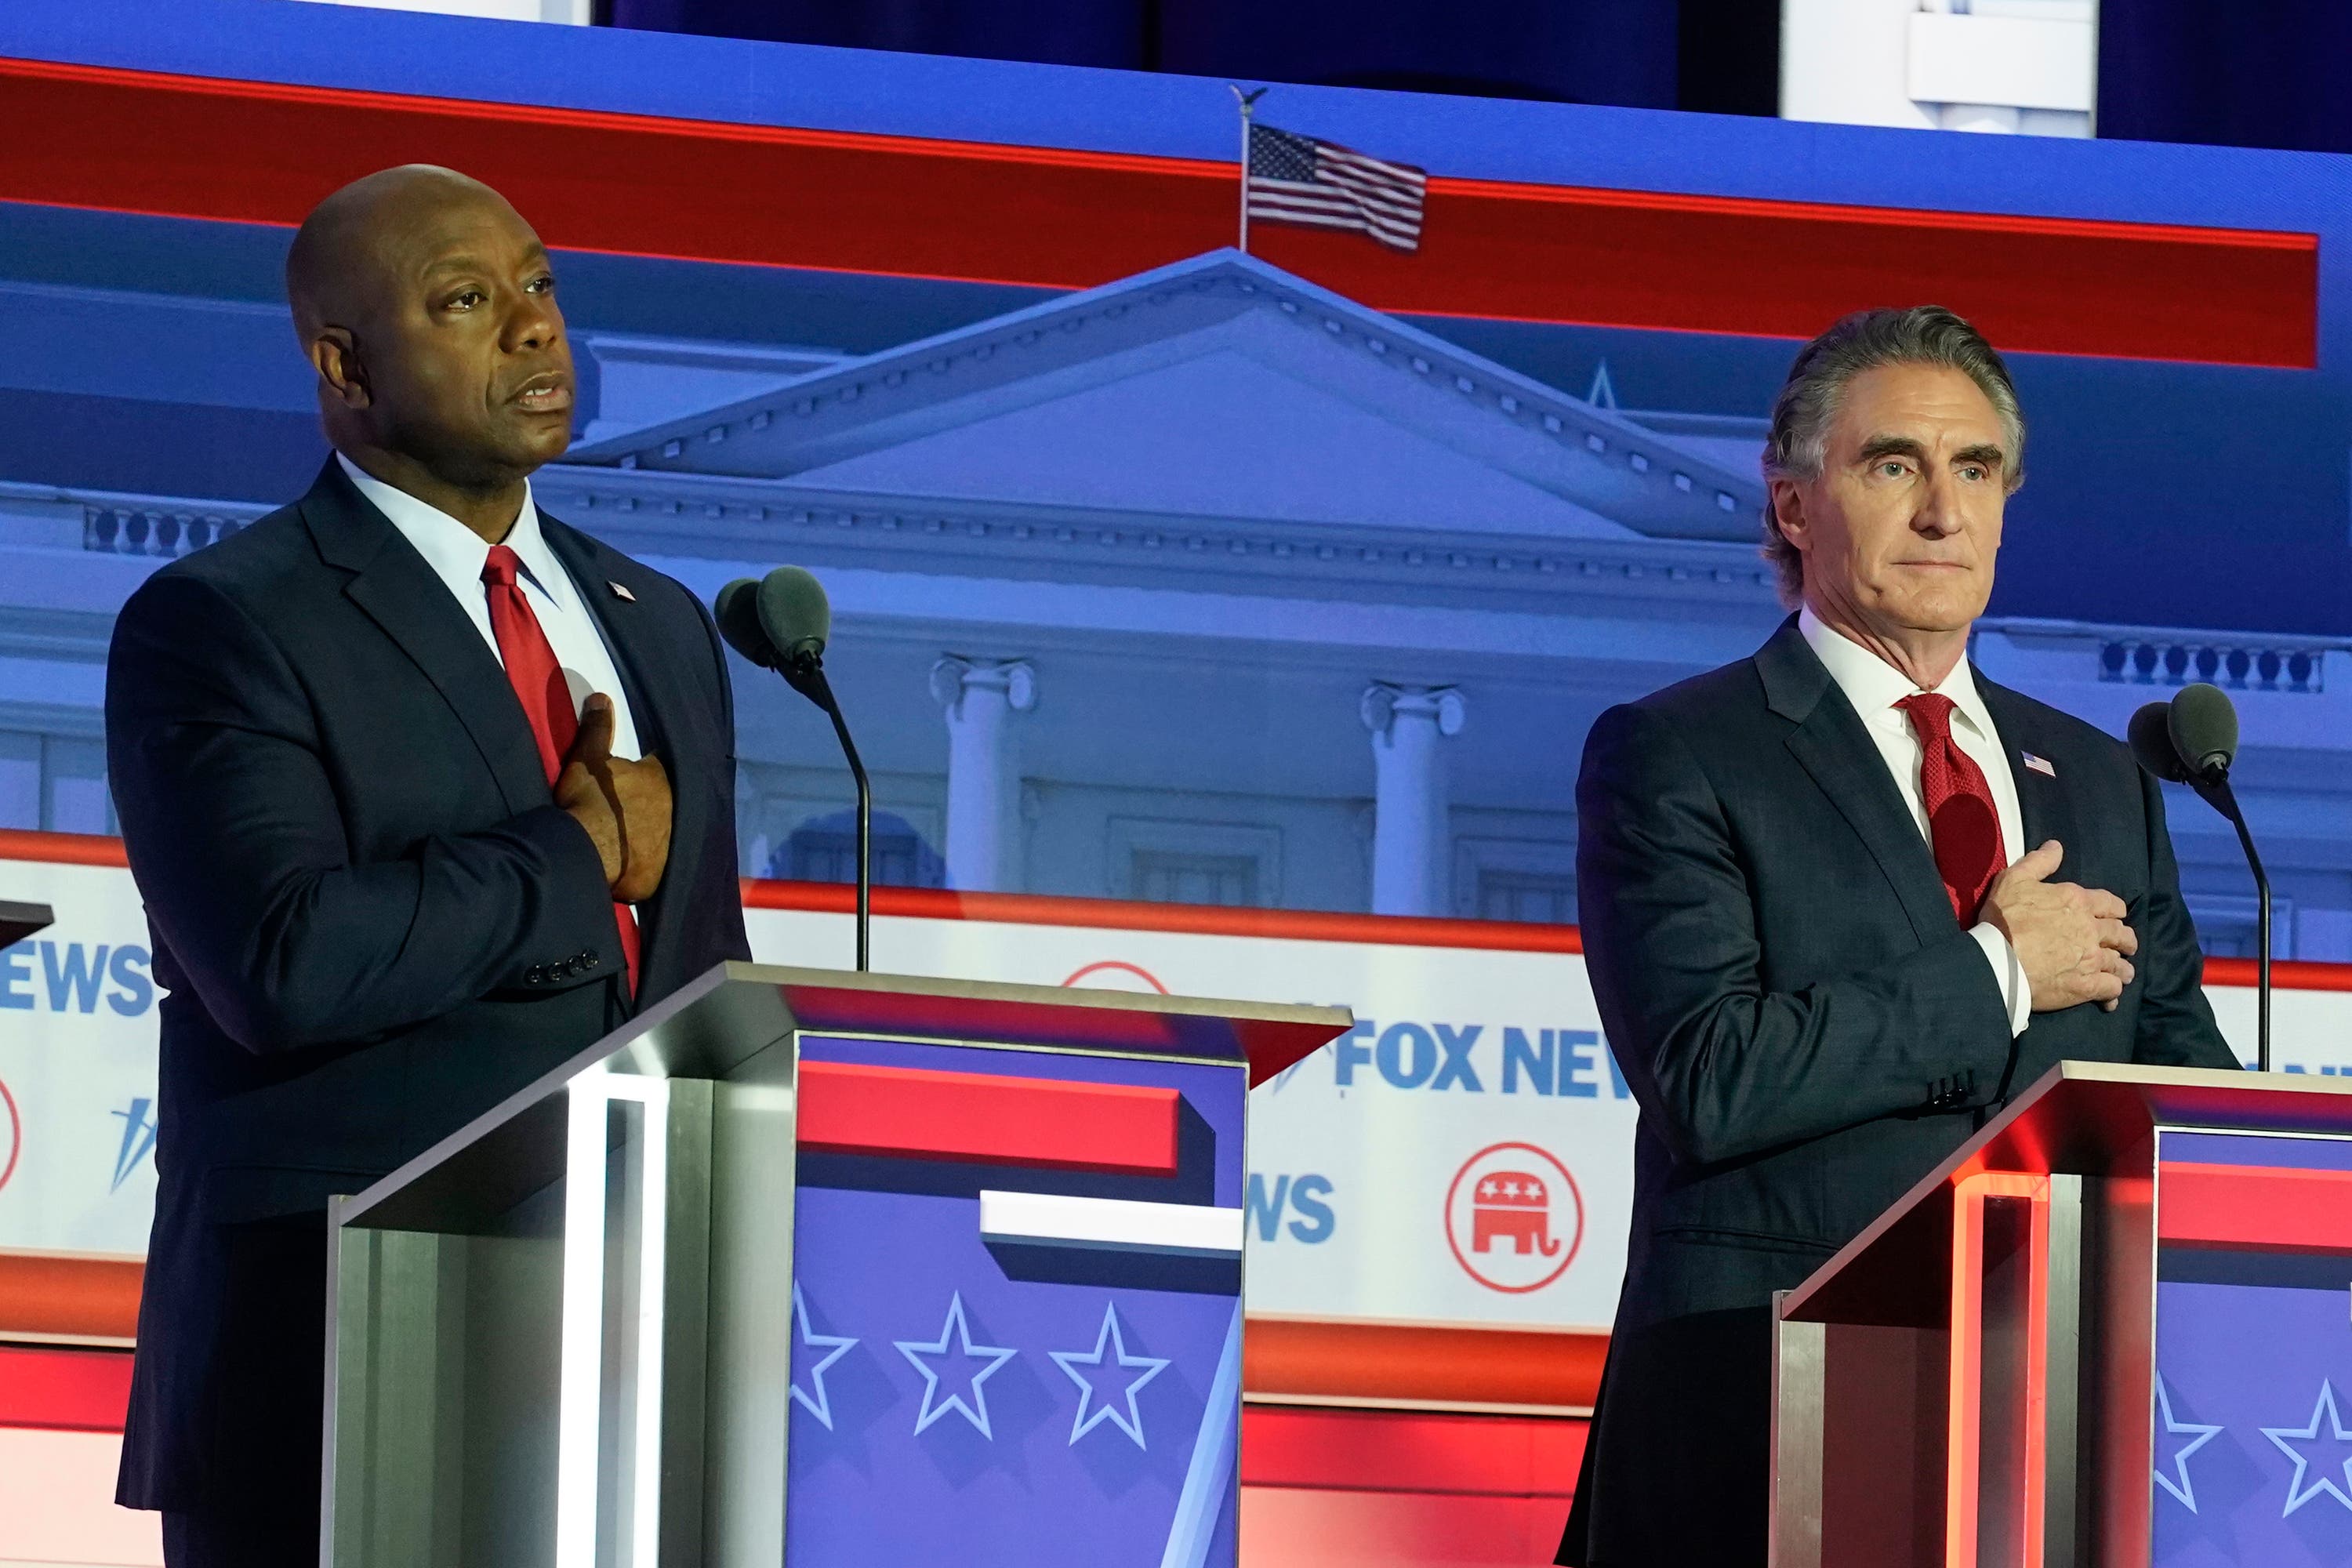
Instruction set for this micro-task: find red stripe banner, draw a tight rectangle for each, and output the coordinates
[0,58,2317,366]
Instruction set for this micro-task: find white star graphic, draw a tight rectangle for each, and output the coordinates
[2263,1379,2352,1515]
[2153,1374,2223,1512]
[1049,1302,1170,1449]
[788,1283,858,1430]
[895,1292,1018,1439]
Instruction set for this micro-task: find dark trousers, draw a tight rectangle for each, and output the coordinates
[1556,1305,1775,1566]
[158,1216,328,1566]
[163,1506,319,1567]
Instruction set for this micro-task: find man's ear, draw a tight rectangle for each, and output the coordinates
[1767,476,1809,554]
[307,328,371,410]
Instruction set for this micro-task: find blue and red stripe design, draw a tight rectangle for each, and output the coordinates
[0,57,2317,368]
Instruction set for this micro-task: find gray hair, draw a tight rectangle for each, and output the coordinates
[1759,305,2026,605]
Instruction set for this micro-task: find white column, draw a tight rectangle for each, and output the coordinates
[1361,684,1466,917]
[929,657,1036,892]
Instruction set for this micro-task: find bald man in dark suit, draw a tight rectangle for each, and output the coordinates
[107,166,750,1566]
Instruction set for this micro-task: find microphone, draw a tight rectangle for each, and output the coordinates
[713,578,773,666]
[755,567,830,668]
[2129,681,2269,1071]
[2168,681,2240,797]
[2125,700,2189,784]
[716,568,872,973]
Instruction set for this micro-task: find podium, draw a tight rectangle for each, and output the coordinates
[0,899,50,946]
[1771,1060,2352,1567]
[320,961,1349,1568]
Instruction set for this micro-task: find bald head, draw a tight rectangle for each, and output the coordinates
[288,165,511,339]
[287,165,575,522]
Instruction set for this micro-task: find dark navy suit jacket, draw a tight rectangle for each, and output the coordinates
[1557,616,2237,1566]
[107,459,750,1513]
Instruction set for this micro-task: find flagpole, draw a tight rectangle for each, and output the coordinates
[1230,85,1262,253]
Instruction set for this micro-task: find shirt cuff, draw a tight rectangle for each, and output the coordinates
[1969,921,2032,1038]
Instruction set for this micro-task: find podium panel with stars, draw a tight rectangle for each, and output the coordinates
[783,1032,1257,1568]
[318,964,1348,1568]
[1766,1062,2352,1568]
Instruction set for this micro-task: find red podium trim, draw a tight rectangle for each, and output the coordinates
[2158,1160,2352,1253]
[796,1059,1180,1175]
[1947,1171,2053,1567]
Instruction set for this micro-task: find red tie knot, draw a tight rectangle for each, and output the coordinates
[481,544,523,590]
[1896,691,1958,744]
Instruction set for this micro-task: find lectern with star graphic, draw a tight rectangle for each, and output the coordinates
[1769,1060,2352,1568]
[317,961,1348,1568]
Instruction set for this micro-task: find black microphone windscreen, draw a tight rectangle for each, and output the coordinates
[757,566,832,659]
[713,578,775,667]
[2128,701,2191,783]
[2169,681,2240,779]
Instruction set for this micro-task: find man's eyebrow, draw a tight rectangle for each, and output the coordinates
[419,252,492,281]
[1951,441,2007,470]
[420,244,551,281]
[1854,434,1930,465]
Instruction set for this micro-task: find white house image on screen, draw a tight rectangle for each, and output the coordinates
[0,248,2346,956]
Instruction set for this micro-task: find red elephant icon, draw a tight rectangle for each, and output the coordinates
[1470,1171,1561,1258]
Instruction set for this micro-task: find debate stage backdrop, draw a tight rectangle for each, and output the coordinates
[5,837,2351,1341]
[3,0,2352,1356]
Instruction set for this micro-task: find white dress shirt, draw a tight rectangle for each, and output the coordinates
[337,453,643,764]
[1798,608,2032,1036]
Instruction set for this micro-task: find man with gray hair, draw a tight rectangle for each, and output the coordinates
[1555,306,2237,1566]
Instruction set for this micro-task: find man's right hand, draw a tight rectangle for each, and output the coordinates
[1980,839,2137,1012]
[555,694,673,903]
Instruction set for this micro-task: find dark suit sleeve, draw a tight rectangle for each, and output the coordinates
[2129,770,2240,1069]
[693,586,754,964]
[106,571,620,1054]
[1577,702,2016,1166]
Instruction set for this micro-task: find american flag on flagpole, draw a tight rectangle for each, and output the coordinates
[1244,122,1428,253]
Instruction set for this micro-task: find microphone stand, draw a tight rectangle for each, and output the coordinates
[782,652,871,973]
[2228,798,2272,1074]
[2199,769,2271,1073]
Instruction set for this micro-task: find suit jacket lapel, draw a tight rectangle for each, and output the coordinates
[1976,675,2081,884]
[300,461,548,816]
[543,515,711,1004]
[1755,618,1958,947]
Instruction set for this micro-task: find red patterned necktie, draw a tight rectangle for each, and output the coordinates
[482,544,640,995]
[1895,692,2008,924]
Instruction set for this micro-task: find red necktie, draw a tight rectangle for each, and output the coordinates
[482,545,640,995]
[1896,692,2008,924]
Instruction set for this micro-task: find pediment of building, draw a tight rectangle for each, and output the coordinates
[568,250,1765,545]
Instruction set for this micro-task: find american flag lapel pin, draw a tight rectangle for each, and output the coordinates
[2022,751,2056,779]
[608,580,637,602]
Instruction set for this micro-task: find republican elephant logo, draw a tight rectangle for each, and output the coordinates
[1470,1171,1563,1257]
[1446,1142,1583,1294]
